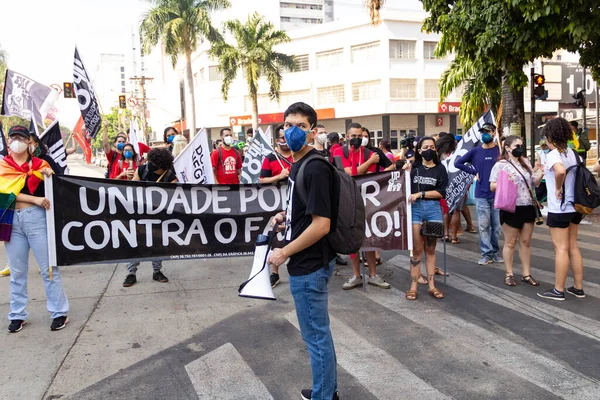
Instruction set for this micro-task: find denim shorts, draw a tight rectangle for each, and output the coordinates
[411,199,443,224]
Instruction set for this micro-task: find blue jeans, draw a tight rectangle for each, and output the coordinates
[475,198,500,258]
[6,206,69,321]
[289,260,337,400]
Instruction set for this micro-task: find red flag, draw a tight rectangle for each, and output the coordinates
[73,116,92,164]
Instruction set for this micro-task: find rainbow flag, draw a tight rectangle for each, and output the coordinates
[0,156,50,241]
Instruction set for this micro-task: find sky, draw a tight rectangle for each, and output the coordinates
[1,0,425,127]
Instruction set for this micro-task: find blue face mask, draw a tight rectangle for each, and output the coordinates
[124,150,133,159]
[543,148,550,154]
[167,135,175,144]
[481,132,493,144]
[454,135,462,141]
[284,125,310,152]
[117,142,125,151]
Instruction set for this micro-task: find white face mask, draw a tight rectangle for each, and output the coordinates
[247,137,254,144]
[317,133,327,145]
[10,140,28,154]
[361,137,369,147]
[29,144,37,154]
[223,136,233,146]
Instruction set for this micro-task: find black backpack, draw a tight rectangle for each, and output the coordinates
[562,150,600,215]
[577,128,591,152]
[296,153,365,255]
[105,151,119,178]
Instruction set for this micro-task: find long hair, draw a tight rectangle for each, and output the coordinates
[499,135,532,173]
[544,117,572,151]
[122,143,139,164]
[435,134,456,159]
[172,135,188,158]
[414,136,440,167]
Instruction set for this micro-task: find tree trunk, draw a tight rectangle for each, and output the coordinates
[251,92,259,133]
[185,51,197,138]
[500,71,525,143]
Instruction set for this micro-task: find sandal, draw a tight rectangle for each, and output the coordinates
[443,236,452,243]
[417,275,428,285]
[467,226,477,233]
[456,230,465,236]
[521,275,540,286]
[451,238,460,244]
[428,287,444,299]
[406,290,417,300]
[434,267,448,276]
[505,275,517,286]
[375,257,383,266]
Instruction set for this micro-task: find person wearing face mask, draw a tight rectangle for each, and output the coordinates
[123,148,177,288]
[455,123,502,265]
[1,125,69,333]
[246,128,255,145]
[312,124,329,159]
[332,122,391,290]
[113,143,138,180]
[102,120,130,179]
[267,102,339,400]
[211,128,243,184]
[327,132,341,164]
[362,127,393,173]
[490,135,544,287]
[163,126,179,153]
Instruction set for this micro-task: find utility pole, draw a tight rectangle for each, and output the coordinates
[129,76,153,144]
[596,80,599,158]
[583,68,587,132]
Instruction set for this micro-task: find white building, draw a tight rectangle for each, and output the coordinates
[95,54,127,112]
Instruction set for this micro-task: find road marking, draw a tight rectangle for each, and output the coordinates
[390,255,600,342]
[285,311,452,400]
[360,287,600,400]
[185,343,274,400]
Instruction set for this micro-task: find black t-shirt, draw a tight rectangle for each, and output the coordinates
[138,164,177,182]
[370,147,392,172]
[284,149,336,276]
[314,147,329,159]
[410,163,448,198]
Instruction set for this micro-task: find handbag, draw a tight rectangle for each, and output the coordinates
[420,221,444,238]
[494,169,517,213]
[466,182,476,206]
[508,161,544,225]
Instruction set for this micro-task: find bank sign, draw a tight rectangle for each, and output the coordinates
[541,62,597,103]
[438,102,461,114]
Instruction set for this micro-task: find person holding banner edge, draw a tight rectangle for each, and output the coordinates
[267,102,339,400]
[2,125,69,333]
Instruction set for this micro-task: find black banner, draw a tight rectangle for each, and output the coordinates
[47,171,411,266]
[73,47,101,139]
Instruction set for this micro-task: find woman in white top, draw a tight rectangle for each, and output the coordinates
[537,118,585,301]
[490,136,544,287]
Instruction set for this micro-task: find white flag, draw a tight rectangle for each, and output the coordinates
[129,118,140,156]
[173,127,214,184]
[241,127,276,184]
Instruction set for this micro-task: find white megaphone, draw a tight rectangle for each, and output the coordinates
[238,233,276,301]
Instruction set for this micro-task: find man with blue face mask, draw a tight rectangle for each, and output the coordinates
[102,119,129,179]
[455,123,502,265]
[268,102,339,400]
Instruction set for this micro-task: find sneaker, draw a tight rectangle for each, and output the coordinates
[153,271,169,283]
[8,320,25,333]
[270,272,280,288]
[123,274,137,287]
[367,275,391,289]
[0,265,10,277]
[51,316,69,331]
[537,288,565,301]
[477,257,492,265]
[301,389,340,400]
[567,286,585,299]
[492,255,504,263]
[342,275,362,290]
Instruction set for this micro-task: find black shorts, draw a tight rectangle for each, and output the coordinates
[500,206,537,229]
[547,212,583,229]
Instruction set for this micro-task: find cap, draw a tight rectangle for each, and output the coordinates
[8,125,30,139]
[539,139,547,146]
[478,123,497,133]
[405,149,415,159]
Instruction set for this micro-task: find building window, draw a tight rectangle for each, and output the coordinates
[351,42,380,63]
[317,49,343,70]
[389,40,416,60]
[280,2,323,10]
[280,90,310,106]
[293,54,309,72]
[352,80,380,101]
[209,66,224,81]
[424,79,439,99]
[390,78,417,99]
[556,55,562,61]
[121,80,126,88]
[424,41,438,60]
[317,85,345,104]
[120,66,125,73]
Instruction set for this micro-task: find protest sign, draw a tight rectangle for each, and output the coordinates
[173,128,214,184]
[241,127,275,184]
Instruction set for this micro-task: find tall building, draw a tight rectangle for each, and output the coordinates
[95,54,127,112]
[279,0,333,30]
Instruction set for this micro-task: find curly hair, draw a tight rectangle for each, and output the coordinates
[544,117,572,150]
[147,148,174,171]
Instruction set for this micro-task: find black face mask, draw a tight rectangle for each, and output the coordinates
[349,137,361,149]
[421,149,435,162]
[147,162,158,172]
[511,146,524,158]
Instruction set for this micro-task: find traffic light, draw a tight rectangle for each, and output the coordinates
[573,90,586,108]
[118,95,127,109]
[533,74,547,100]
[63,82,75,98]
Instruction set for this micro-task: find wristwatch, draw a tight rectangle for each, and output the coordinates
[421,191,426,199]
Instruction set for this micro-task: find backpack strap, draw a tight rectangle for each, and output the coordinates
[107,151,119,177]
[218,147,224,174]
[342,145,349,160]
[560,149,580,210]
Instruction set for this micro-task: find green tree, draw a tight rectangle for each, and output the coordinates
[140,0,230,138]
[209,13,296,131]
[93,107,132,150]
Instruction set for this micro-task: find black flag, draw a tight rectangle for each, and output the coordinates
[0,122,8,159]
[73,47,101,139]
[39,120,67,174]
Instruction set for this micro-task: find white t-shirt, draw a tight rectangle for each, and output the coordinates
[544,149,579,213]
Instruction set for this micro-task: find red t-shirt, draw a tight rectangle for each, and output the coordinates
[211,146,242,184]
[329,143,341,163]
[114,159,138,180]
[260,152,294,181]
[106,150,123,179]
[332,146,376,176]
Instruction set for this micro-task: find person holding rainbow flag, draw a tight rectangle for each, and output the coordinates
[0,125,69,333]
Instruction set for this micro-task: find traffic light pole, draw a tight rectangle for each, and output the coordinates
[530,67,536,167]
[582,68,587,132]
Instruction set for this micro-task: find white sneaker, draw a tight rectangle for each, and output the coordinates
[342,275,362,290]
[0,265,10,277]
[368,274,391,289]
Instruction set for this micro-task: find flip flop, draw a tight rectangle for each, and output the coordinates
[434,267,449,276]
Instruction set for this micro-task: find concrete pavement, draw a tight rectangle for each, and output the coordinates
[1,157,599,399]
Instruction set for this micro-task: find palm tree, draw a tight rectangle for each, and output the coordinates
[209,13,296,131]
[367,0,385,24]
[140,0,230,138]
